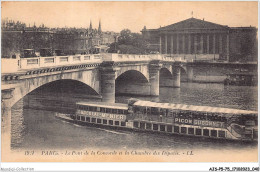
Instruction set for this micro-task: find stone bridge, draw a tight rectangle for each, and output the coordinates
[1,53,185,152]
[2,53,257,111]
[1,53,186,111]
[1,53,257,153]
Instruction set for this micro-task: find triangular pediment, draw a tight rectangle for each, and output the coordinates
[159,18,229,30]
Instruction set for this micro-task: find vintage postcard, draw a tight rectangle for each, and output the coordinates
[1,1,258,169]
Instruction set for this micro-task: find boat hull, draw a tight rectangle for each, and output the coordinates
[55,113,257,142]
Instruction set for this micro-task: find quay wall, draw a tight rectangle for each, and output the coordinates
[181,63,257,83]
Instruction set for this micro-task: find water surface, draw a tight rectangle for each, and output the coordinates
[11,83,258,151]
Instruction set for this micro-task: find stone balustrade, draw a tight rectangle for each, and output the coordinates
[102,53,176,62]
[164,54,220,62]
[102,53,158,62]
[2,53,179,74]
[2,54,102,73]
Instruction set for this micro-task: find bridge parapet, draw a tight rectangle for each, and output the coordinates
[160,55,175,62]
[164,54,220,62]
[2,53,180,74]
[102,53,152,62]
[102,53,176,62]
[2,54,102,73]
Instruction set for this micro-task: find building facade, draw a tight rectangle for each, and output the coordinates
[141,18,257,62]
[1,19,117,57]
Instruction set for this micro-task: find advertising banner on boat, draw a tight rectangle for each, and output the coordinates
[78,110,127,121]
[174,118,225,128]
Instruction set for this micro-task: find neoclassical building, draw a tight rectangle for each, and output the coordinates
[141,18,257,62]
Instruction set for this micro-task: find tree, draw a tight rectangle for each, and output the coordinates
[108,29,148,54]
[118,29,133,45]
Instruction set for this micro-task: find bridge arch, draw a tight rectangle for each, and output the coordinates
[116,70,149,82]
[178,66,191,82]
[160,67,173,77]
[4,70,100,108]
[21,79,100,109]
[115,65,149,82]
[180,67,188,82]
[115,70,150,96]
[159,67,173,87]
[28,79,99,96]
[160,64,173,75]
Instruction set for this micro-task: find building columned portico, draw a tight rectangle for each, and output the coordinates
[159,30,230,61]
[142,18,257,62]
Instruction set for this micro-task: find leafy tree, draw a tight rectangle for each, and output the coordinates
[118,29,133,45]
[108,29,148,54]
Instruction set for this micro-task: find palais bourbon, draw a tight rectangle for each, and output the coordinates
[141,17,257,62]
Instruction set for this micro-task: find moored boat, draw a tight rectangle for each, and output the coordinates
[55,99,258,141]
[224,72,257,86]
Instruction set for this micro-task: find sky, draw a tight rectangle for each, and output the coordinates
[1,1,258,33]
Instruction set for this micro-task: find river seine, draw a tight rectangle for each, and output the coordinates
[11,83,257,151]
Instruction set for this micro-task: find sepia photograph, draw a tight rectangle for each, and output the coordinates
[1,1,259,170]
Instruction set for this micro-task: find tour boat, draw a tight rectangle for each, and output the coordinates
[55,99,258,141]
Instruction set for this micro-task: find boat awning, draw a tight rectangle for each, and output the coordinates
[77,102,129,110]
[132,100,257,115]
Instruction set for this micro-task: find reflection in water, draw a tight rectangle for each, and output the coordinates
[160,83,257,110]
[11,83,257,151]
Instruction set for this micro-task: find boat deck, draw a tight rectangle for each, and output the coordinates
[77,101,129,110]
